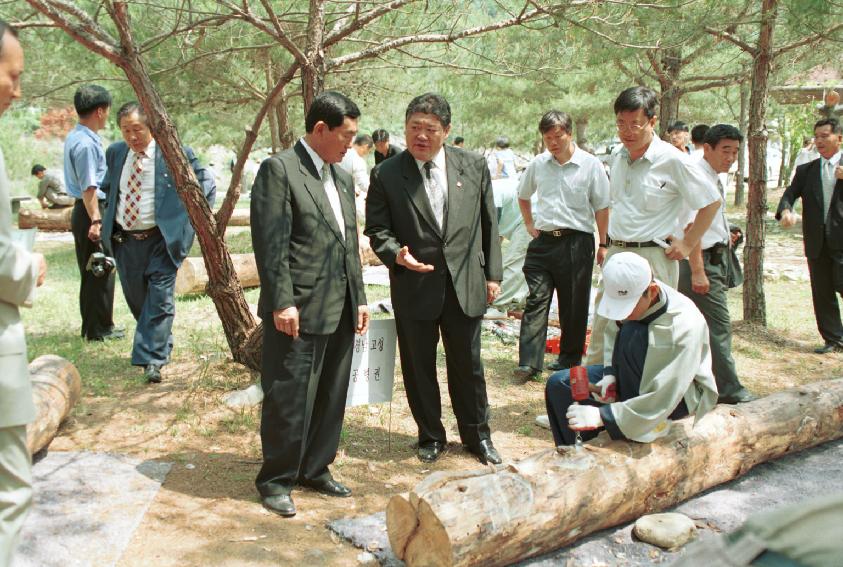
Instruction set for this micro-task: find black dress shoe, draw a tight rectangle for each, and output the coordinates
[144,364,162,383]
[300,478,352,497]
[262,493,296,517]
[719,388,757,404]
[418,441,445,463]
[467,439,502,465]
[547,358,582,372]
[814,342,843,354]
[513,365,540,382]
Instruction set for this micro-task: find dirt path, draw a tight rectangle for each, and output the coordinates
[46,210,842,567]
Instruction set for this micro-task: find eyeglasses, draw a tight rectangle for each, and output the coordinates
[616,121,649,133]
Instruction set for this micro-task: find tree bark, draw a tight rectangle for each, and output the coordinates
[735,81,749,206]
[301,0,327,113]
[653,48,682,138]
[26,355,81,455]
[574,117,590,152]
[175,253,259,295]
[387,379,843,567]
[17,207,72,231]
[742,0,777,326]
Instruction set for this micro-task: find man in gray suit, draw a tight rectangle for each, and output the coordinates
[0,21,47,564]
[365,93,504,465]
[251,91,368,518]
[101,101,216,384]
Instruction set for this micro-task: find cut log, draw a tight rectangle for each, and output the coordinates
[175,253,259,295]
[26,355,82,455]
[387,379,843,567]
[358,233,383,266]
[18,207,73,231]
[227,208,250,226]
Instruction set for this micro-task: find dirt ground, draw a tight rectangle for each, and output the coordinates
[45,206,843,567]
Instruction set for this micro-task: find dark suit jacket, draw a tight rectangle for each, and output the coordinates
[776,157,843,259]
[101,142,216,267]
[365,146,503,320]
[251,141,366,335]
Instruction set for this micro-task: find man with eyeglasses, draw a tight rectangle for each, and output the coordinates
[585,86,721,366]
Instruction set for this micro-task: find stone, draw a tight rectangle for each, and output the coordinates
[632,513,697,549]
[223,383,264,408]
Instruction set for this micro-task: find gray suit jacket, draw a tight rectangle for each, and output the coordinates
[365,146,503,319]
[251,141,366,335]
[0,148,37,427]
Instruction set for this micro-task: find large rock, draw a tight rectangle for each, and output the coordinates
[633,513,697,549]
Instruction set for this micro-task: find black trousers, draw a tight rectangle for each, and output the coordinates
[71,199,116,340]
[519,231,594,370]
[256,293,355,497]
[395,274,491,448]
[807,240,843,346]
[112,229,176,366]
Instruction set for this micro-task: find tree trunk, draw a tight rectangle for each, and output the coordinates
[735,81,749,206]
[742,0,777,326]
[276,90,296,150]
[301,0,327,113]
[175,253,259,295]
[387,379,843,567]
[777,113,788,188]
[26,355,81,455]
[17,207,72,231]
[654,48,682,138]
[107,2,260,365]
[265,50,280,154]
[574,117,590,152]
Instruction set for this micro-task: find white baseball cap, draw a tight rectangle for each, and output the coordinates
[598,252,653,320]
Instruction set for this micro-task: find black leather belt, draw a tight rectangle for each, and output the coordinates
[610,239,661,248]
[540,228,579,237]
[114,225,160,242]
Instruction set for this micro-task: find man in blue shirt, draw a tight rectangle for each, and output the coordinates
[64,85,122,341]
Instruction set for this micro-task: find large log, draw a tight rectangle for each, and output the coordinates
[26,355,82,455]
[387,379,843,567]
[175,253,259,295]
[227,208,250,226]
[18,206,73,231]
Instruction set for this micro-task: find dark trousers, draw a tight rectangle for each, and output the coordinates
[395,275,491,448]
[807,241,843,346]
[112,229,176,366]
[519,231,594,370]
[71,199,116,340]
[256,295,354,497]
[677,255,744,397]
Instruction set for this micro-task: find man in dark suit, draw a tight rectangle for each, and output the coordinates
[101,101,216,383]
[365,93,504,465]
[777,117,843,354]
[251,91,369,517]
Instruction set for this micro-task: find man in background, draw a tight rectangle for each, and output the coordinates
[777,118,843,354]
[0,21,48,564]
[668,121,691,154]
[690,124,709,157]
[453,136,465,148]
[31,164,73,208]
[101,102,216,384]
[372,129,400,165]
[339,133,372,218]
[64,84,122,341]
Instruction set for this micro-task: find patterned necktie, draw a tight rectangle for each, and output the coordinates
[423,161,445,228]
[123,151,145,229]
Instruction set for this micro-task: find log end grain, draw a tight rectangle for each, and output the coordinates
[386,495,418,560]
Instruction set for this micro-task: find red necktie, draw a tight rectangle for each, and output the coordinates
[123,151,145,229]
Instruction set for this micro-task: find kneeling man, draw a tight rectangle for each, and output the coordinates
[545,252,718,445]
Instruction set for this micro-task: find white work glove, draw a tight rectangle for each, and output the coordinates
[566,404,603,431]
[592,374,617,403]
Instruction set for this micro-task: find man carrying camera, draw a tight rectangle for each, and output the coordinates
[677,124,755,404]
[101,102,215,383]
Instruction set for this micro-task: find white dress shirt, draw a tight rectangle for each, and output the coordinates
[415,148,448,226]
[117,139,156,230]
[821,150,841,222]
[517,147,610,233]
[301,138,345,240]
[608,136,720,242]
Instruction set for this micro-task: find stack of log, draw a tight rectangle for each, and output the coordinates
[26,355,81,455]
[386,379,843,567]
[18,207,73,232]
[175,253,259,295]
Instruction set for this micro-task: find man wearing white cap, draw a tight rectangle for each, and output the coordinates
[544,252,718,446]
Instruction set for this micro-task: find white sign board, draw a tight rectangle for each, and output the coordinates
[345,318,397,407]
